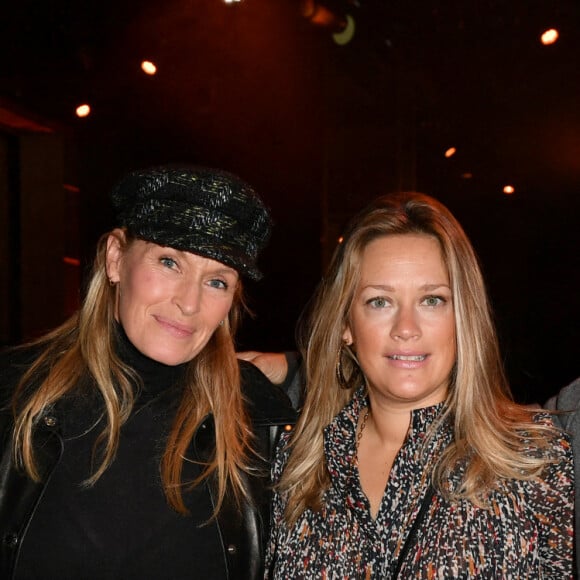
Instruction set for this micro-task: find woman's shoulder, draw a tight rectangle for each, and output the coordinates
[520,410,574,465]
[1,342,43,363]
[483,411,573,507]
[529,409,569,434]
[0,344,44,404]
[506,412,574,525]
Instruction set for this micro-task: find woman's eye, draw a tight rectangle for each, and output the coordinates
[160,257,177,269]
[422,295,445,307]
[367,297,388,308]
[208,279,227,290]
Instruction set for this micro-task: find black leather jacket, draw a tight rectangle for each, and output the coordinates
[0,349,296,580]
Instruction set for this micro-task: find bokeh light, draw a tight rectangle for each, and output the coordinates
[75,104,91,118]
[541,29,559,45]
[141,61,157,75]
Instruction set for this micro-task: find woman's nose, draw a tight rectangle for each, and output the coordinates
[390,305,421,341]
[173,281,201,315]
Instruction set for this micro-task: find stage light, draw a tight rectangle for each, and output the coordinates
[444,147,456,158]
[141,61,157,75]
[75,104,91,118]
[333,14,355,46]
[503,185,515,195]
[540,29,559,45]
[301,1,355,45]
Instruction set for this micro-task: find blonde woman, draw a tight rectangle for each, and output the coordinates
[0,166,295,579]
[266,192,573,578]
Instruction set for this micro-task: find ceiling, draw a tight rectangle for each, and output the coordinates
[2,0,579,189]
[1,0,579,398]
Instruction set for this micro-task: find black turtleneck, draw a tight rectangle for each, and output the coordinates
[16,325,227,580]
[114,322,187,405]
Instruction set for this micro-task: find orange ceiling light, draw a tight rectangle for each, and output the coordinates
[540,29,559,45]
[75,104,91,118]
[301,1,354,45]
[141,60,157,75]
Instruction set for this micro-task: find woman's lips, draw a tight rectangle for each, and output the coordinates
[154,316,194,337]
[388,354,427,362]
[387,353,429,368]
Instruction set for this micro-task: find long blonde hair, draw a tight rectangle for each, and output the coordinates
[280,192,554,524]
[11,230,252,515]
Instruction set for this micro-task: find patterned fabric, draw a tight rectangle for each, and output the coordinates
[266,387,574,579]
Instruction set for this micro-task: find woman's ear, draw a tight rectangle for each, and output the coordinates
[105,229,126,283]
[342,326,353,346]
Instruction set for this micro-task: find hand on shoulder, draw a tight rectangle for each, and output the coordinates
[237,351,289,385]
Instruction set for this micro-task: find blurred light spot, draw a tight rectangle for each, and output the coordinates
[63,256,81,266]
[307,5,339,27]
[224,0,241,3]
[461,172,473,179]
[302,0,350,41]
[541,29,559,45]
[503,185,515,195]
[75,104,91,118]
[333,14,355,46]
[444,147,456,158]
[141,60,157,75]
[338,236,344,244]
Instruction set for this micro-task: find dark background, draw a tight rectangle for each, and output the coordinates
[0,0,578,404]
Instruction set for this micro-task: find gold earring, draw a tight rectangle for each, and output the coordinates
[336,342,361,390]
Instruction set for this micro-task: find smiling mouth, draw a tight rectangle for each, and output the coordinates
[154,316,194,336]
[388,354,427,362]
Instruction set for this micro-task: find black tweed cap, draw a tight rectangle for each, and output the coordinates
[110,166,272,280]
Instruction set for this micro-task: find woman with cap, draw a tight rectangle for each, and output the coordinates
[266,192,573,578]
[0,166,295,579]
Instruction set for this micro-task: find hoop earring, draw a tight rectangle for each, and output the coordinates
[336,342,362,390]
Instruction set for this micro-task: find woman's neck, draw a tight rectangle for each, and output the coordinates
[114,322,186,397]
[364,405,410,449]
[365,390,447,446]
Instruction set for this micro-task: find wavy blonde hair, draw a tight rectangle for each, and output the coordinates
[280,192,554,524]
[12,230,252,516]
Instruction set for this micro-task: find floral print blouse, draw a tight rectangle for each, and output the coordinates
[266,388,574,579]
